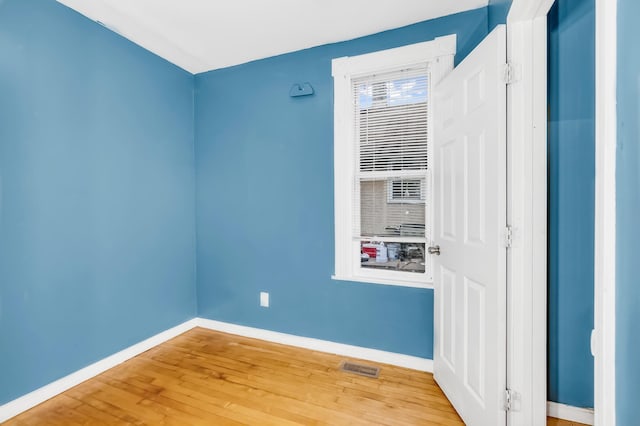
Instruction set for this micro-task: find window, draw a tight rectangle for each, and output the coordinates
[387,179,425,204]
[332,35,456,288]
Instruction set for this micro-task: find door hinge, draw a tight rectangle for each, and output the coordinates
[504,225,513,248]
[503,388,521,412]
[503,63,519,85]
[504,389,512,411]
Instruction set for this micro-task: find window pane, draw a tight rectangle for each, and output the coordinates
[359,178,425,238]
[349,65,430,280]
[357,76,428,110]
[360,241,425,274]
[388,179,424,202]
[389,76,428,106]
[355,69,429,172]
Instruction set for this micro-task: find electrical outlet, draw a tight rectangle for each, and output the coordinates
[260,292,269,308]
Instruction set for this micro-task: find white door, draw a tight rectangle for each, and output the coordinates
[432,25,507,426]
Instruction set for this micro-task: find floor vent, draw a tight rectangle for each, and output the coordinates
[339,361,380,378]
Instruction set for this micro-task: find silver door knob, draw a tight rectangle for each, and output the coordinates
[427,245,440,255]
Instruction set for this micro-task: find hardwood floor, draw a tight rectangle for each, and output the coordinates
[6,327,585,425]
[546,419,590,426]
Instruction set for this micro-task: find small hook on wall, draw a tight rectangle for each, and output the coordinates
[289,82,314,97]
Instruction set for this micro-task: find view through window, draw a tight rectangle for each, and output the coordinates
[354,68,429,274]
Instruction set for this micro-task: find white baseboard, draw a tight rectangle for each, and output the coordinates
[195,318,434,372]
[0,318,199,423]
[7,318,597,426]
[0,317,433,423]
[0,317,600,426]
[547,401,594,425]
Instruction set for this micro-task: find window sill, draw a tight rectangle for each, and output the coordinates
[331,274,433,289]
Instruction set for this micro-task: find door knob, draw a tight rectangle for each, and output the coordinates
[427,245,440,255]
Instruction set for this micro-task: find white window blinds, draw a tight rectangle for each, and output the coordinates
[354,66,429,172]
[352,66,429,239]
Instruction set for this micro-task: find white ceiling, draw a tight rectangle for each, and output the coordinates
[56,0,488,75]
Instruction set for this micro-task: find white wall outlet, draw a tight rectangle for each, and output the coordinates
[260,292,269,308]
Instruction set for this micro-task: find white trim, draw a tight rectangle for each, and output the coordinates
[196,318,433,372]
[506,1,553,425]
[547,401,595,425]
[508,0,555,22]
[332,274,434,289]
[594,0,617,424]
[0,318,199,423]
[332,36,455,289]
[331,34,456,78]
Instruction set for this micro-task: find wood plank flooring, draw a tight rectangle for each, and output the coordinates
[546,418,590,426]
[5,327,586,425]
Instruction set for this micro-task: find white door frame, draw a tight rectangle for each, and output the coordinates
[594,0,617,424]
[508,1,615,425]
[505,1,554,425]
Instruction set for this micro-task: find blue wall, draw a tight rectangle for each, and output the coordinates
[547,0,595,408]
[0,0,196,404]
[194,9,488,359]
[616,0,640,422]
[488,0,513,30]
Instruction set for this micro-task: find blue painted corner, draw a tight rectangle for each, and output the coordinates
[547,0,595,408]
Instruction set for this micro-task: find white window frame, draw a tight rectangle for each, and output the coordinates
[331,35,456,289]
